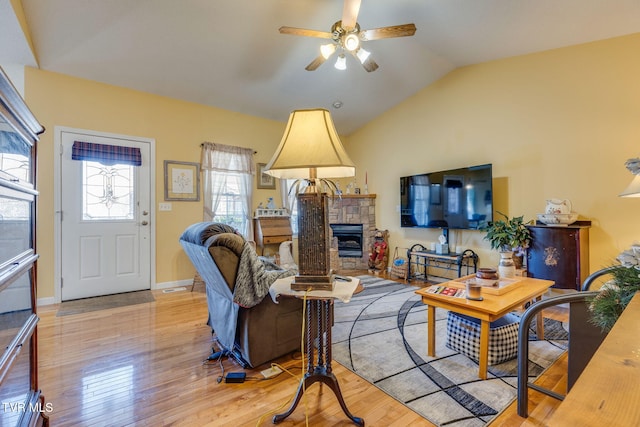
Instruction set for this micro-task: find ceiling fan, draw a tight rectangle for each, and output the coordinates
[279,0,416,72]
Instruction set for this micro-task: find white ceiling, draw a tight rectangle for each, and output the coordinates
[4,0,640,134]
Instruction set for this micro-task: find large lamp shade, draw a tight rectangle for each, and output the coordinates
[264,108,355,291]
[264,108,355,180]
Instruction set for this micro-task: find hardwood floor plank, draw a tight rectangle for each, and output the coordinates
[37,273,567,426]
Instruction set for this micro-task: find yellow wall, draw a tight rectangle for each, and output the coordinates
[348,33,640,272]
[24,33,640,299]
[25,68,285,299]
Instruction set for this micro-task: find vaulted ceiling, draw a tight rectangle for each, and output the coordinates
[3,0,640,134]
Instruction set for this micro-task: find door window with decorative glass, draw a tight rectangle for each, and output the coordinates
[82,161,135,220]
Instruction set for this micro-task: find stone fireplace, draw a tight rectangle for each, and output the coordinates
[328,194,376,270]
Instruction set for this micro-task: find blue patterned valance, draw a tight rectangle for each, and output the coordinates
[72,141,141,166]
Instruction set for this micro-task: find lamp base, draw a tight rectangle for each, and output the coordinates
[291,274,335,292]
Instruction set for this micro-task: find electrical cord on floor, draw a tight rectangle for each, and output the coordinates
[255,288,311,427]
[216,354,226,383]
[253,361,304,425]
[199,339,230,383]
[203,337,302,385]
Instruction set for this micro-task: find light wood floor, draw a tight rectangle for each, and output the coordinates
[37,273,568,426]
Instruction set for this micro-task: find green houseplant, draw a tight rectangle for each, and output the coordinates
[483,212,532,254]
[589,245,640,332]
[483,212,533,273]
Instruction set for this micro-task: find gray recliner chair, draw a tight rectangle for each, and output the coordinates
[180,222,303,368]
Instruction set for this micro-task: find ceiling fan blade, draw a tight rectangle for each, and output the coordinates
[279,26,333,39]
[341,0,362,31]
[361,56,379,73]
[360,23,416,41]
[349,51,379,72]
[305,54,328,71]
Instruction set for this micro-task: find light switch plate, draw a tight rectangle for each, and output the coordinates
[159,202,172,211]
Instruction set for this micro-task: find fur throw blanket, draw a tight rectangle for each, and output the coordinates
[233,242,296,308]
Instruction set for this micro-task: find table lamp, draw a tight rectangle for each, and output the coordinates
[264,108,355,291]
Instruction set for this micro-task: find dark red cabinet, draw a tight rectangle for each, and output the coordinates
[526,222,591,290]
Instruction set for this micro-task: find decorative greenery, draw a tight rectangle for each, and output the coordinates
[589,245,640,332]
[482,211,532,254]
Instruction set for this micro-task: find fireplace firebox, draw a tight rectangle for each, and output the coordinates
[330,223,363,257]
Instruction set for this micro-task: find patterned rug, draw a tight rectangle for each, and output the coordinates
[332,276,568,427]
[57,290,155,316]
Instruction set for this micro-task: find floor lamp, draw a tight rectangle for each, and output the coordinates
[264,108,355,291]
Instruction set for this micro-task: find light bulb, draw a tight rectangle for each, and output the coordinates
[320,43,336,59]
[343,33,360,51]
[334,54,347,70]
[356,48,370,63]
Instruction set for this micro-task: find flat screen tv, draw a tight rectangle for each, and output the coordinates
[400,163,493,230]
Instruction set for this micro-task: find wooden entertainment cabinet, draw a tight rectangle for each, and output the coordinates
[0,68,48,426]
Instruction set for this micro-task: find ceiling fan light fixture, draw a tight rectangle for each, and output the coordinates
[320,43,337,59]
[279,1,416,72]
[356,47,370,63]
[343,33,360,51]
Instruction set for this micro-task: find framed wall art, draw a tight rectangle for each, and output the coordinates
[257,162,276,189]
[164,160,200,201]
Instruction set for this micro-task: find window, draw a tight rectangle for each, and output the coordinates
[82,161,135,220]
[69,141,140,221]
[281,179,308,236]
[206,172,246,232]
[201,143,254,239]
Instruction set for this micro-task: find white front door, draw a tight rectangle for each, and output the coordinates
[59,130,152,301]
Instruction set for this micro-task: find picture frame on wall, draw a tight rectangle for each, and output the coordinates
[164,160,200,201]
[257,162,276,189]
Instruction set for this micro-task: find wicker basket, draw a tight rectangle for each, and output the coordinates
[390,247,408,280]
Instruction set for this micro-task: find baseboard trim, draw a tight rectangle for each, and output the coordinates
[154,279,194,290]
[37,296,56,307]
[36,279,195,307]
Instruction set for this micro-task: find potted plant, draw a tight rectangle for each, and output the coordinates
[589,244,640,332]
[483,212,533,275]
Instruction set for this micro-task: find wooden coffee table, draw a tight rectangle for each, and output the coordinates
[415,276,554,379]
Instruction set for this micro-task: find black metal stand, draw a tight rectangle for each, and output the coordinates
[273,298,364,426]
[406,244,478,282]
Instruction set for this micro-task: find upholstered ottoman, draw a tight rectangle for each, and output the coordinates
[445,311,520,365]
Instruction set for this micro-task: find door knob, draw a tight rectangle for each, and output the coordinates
[143,210,149,216]
[141,221,149,226]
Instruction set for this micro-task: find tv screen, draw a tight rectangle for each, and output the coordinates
[400,164,493,230]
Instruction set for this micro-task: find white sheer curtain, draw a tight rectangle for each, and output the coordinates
[280,179,308,235]
[201,142,255,239]
[280,179,295,213]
